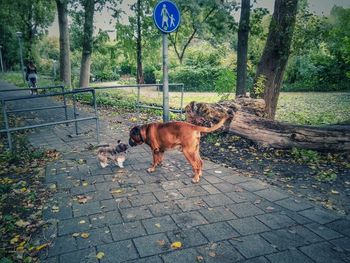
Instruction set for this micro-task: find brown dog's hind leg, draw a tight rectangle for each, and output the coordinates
[182,148,203,183]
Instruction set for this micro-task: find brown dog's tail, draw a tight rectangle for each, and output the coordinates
[194,116,229,133]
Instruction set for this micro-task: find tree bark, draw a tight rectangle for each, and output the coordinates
[236,0,250,97]
[56,0,72,87]
[136,0,144,84]
[252,0,298,119]
[79,0,95,88]
[185,100,350,151]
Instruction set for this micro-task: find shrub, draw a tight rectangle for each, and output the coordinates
[144,66,156,84]
[215,69,236,99]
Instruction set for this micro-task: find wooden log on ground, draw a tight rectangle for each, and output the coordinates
[185,99,350,151]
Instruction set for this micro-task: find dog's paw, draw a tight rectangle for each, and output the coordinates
[191,177,200,184]
[147,167,155,173]
[100,162,108,168]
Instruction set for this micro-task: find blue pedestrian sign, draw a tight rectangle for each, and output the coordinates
[153,0,181,33]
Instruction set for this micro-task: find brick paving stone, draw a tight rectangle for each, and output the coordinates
[59,248,98,263]
[153,189,184,202]
[134,233,170,257]
[238,180,268,192]
[256,213,296,229]
[128,255,163,263]
[137,183,163,193]
[142,215,178,234]
[109,221,146,241]
[282,210,312,225]
[275,197,313,212]
[48,236,77,257]
[254,199,283,213]
[300,242,347,263]
[176,197,207,212]
[196,241,244,263]
[203,193,235,207]
[89,211,123,227]
[101,197,131,210]
[179,186,209,197]
[198,221,239,242]
[230,234,277,258]
[167,228,208,248]
[199,206,237,223]
[128,193,158,206]
[162,248,199,263]
[148,202,182,217]
[222,174,251,184]
[70,185,96,195]
[171,211,208,229]
[299,208,340,224]
[225,191,259,203]
[40,257,59,263]
[330,237,350,252]
[261,229,312,251]
[203,175,225,184]
[228,217,270,236]
[227,202,265,218]
[326,219,350,237]
[43,204,73,221]
[97,240,138,263]
[161,180,186,190]
[243,256,269,263]
[266,249,314,263]
[76,227,113,249]
[72,201,102,217]
[254,188,289,202]
[90,190,113,201]
[305,222,343,240]
[120,206,153,222]
[58,216,91,236]
[289,225,324,243]
[201,184,221,194]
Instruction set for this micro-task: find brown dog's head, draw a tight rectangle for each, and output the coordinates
[129,126,145,147]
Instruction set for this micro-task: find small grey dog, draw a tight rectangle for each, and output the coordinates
[97,140,128,168]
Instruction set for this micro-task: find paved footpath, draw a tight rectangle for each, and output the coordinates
[1,81,350,263]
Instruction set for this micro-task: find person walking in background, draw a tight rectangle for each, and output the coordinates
[26,61,38,95]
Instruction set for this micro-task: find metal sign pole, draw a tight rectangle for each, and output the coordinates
[162,33,169,122]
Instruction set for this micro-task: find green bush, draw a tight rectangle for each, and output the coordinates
[168,66,221,91]
[214,69,236,99]
[94,69,120,81]
[144,66,156,84]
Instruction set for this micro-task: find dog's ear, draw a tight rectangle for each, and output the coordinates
[117,139,121,144]
[130,126,141,137]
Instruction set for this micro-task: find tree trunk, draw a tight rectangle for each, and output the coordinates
[236,0,250,97]
[185,100,350,151]
[56,0,72,87]
[136,0,144,84]
[79,0,95,88]
[252,0,298,119]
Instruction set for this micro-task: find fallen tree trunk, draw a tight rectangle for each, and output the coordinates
[185,99,350,151]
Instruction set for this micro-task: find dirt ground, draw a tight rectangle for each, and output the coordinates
[95,106,350,217]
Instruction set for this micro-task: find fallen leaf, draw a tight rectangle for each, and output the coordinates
[81,233,90,239]
[51,205,60,213]
[110,189,123,194]
[79,220,86,224]
[208,252,216,257]
[157,239,166,246]
[10,236,20,244]
[214,170,222,174]
[15,219,30,228]
[330,190,339,195]
[155,223,161,228]
[77,195,92,204]
[72,233,80,237]
[96,252,105,259]
[35,243,49,252]
[266,206,275,212]
[82,181,89,187]
[170,241,182,249]
[196,255,204,262]
[254,199,261,205]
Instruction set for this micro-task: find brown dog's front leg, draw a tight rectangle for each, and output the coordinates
[147,149,163,173]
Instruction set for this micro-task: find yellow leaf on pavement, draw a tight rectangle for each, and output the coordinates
[96,252,105,259]
[170,241,182,249]
[35,243,49,252]
[81,233,90,239]
[10,236,19,244]
[331,189,339,194]
[15,219,30,228]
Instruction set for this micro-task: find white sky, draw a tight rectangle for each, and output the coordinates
[48,0,350,38]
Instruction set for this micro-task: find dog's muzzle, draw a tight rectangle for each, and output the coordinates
[129,138,137,147]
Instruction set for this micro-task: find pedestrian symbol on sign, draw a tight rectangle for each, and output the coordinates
[153,0,180,33]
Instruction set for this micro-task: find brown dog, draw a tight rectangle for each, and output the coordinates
[129,117,229,183]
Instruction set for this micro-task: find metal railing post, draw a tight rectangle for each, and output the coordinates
[62,86,68,126]
[2,101,12,150]
[92,90,99,143]
[73,94,79,135]
[180,84,184,120]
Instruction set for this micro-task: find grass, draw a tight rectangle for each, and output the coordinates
[1,73,349,125]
